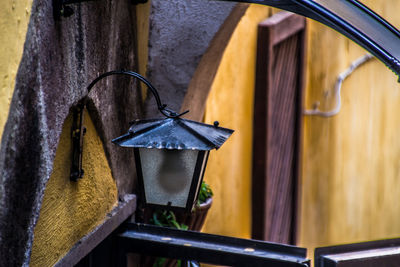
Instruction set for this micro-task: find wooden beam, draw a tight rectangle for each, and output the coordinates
[251,12,306,244]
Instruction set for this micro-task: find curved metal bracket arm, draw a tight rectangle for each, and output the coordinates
[87,70,189,119]
[216,0,400,81]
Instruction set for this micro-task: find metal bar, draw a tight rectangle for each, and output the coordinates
[70,101,86,181]
[315,238,400,267]
[117,223,310,266]
[62,0,96,5]
[214,0,400,80]
[53,0,144,20]
[131,0,148,4]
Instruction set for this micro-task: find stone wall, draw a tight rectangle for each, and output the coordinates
[0,0,239,265]
[145,0,235,117]
[0,1,139,265]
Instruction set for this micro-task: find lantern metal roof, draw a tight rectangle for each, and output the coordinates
[217,0,400,80]
[112,117,234,151]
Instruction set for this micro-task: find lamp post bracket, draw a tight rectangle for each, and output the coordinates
[53,0,147,20]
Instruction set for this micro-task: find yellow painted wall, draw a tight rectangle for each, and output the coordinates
[30,110,118,266]
[299,0,400,261]
[202,1,400,263]
[136,1,150,78]
[0,1,119,265]
[0,0,33,141]
[202,5,275,239]
[136,1,151,99]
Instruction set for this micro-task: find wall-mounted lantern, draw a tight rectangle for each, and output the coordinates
[76,70,233,212]
[113,117,233,212]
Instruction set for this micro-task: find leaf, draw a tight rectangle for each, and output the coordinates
[153,257,167,267]
[170,211,177,222]
[197,181,213,206]
[153,213,163,227]
[171,220,181,229]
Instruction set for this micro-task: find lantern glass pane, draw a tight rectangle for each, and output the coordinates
[313,0,400,59]
[139,148,199,208]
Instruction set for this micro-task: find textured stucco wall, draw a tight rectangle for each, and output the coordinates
[202,5,273,239]
[0,0,139,265]
[30,110,118,267]
[145,0,235,117]
[0,0,33,141]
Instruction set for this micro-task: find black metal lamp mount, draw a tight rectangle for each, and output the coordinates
[70,70,187,181]
[71,70,233,212]
[53,0,148,19]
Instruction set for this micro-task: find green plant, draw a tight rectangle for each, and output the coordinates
[150,210,187,267]
[197,181,213,206]
[150,209,188,230]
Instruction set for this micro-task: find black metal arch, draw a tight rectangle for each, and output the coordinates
[217,0,400,81]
